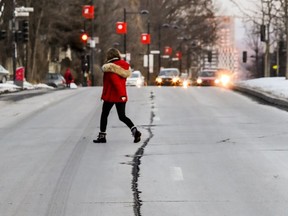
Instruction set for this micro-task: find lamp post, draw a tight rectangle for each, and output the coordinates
[90,0,95,86]
[147,20,150,85]
[123,8,149,59]
[12,0,17,83]
[285,0,288,79]
[158,23,169,72]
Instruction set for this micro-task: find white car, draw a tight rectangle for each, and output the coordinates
[126,70,145,87]
[0,65,9,83]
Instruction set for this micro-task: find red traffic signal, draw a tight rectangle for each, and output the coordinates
[81,33,88,42]
[141,33,150,44]
[116,22,127,34]
[164,46,172,55]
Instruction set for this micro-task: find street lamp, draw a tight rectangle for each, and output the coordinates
[123,8,149,59]
[158,23,170,72]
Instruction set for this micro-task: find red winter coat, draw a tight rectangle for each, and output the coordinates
[101,59,131,103]
[64,68,73,84]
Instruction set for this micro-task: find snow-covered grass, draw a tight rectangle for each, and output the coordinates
[236,77,288,99]
[0,81,54,94]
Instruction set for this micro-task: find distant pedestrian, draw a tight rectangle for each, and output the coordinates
[93,48,141,143]
[64,68,73,87]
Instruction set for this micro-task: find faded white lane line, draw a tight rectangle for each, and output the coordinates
[171,166,184,181]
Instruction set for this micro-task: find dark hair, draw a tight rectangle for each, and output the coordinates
[105,48,121,62]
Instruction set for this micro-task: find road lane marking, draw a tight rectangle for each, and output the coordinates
[171,166,184,181]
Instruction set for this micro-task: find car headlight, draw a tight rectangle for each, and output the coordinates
[172,77,179,83]
[182,80,188,88]
[156,77,162,83]
[196,78,202,84]
[220,75,230,85]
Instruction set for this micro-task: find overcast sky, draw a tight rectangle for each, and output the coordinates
[214,0,254,46]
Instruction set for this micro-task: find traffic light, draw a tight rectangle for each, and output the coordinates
[81,55,90,72]
[0,30,7,41]
[207,51,212,62]
[15,31,23,42]
[22,20,29,43]
[141,33,150,44]
[260,24,265,42]
[116,22,127,34]
[242,51,247,63]
[81,33,88,43]
[278,41,285,54]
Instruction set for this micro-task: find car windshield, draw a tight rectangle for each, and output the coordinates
[159,69,179,76]
[0,65,8,73]
[199,71,216,77]
[130,73,140,78]
[46,73,60,79]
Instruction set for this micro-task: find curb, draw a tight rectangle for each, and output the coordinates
[233,85,288,109]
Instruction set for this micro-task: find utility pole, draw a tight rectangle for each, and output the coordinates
[12,0,17,82]
[285,0,288,79]
[90,0,95,86]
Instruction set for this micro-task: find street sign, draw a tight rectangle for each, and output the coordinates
[82,5,94,19]
[15,12,29,17]
[89,39,95,48]
[151,50,160,54]
[162,55,170,59]
[116,22,127,34]
[15,7,34,12]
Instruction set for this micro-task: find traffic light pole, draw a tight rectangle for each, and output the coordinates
[12,0,17,83]
[285,0,288,79]
[90,0,95,86]
[123,8,127,58]
[147,20,150,85]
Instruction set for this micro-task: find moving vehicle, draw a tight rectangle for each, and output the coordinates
[0,65,9,83]
[196,69,219,86]
[45,72,66,88]
[155,68,181,86]
[216,68,234,87]
[179,73,192,87]
[126,70,145,87]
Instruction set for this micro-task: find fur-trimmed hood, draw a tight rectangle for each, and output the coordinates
[102,60,131,78]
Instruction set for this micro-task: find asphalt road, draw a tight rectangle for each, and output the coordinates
[1,86,288,216]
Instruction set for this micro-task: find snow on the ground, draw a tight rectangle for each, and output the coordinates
[236,77,288,99]
[0,81,54,94]
[1,77,288,99]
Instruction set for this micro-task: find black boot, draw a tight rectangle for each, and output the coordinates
[93,132,107,143]
[131,127,141,143]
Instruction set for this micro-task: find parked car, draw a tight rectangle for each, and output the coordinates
[196,69,219,86]
[0,65,9,83]
[45,72,66,88]
[126,70,145,87]
[155,68,181,86]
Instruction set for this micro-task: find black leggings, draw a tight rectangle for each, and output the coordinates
[100,101,134,132]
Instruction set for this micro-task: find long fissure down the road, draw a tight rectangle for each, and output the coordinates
[131,91,155,216]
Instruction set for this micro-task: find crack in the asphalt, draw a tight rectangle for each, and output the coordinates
[131,91,155,216]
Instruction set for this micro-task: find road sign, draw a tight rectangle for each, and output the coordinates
[82,5,94,19]
[15,7,34,12]
[151,50,160,54]
[15,12,29,17]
